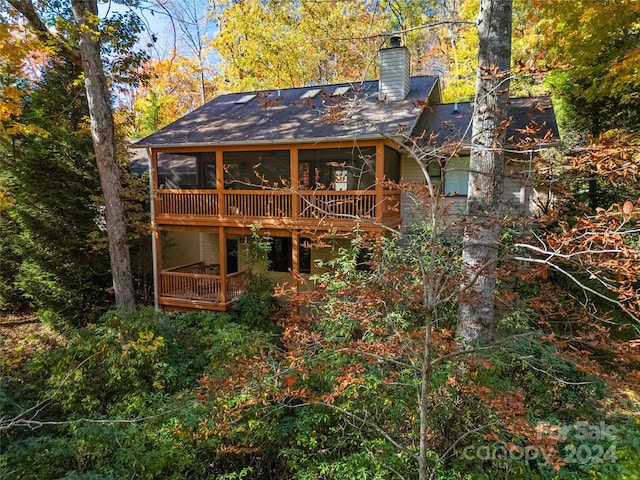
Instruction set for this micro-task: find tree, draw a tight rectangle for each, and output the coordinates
[163,0,216,106]
[0,60,114,321]
[0,17,37,311]
[0,12,49,139]
[524,0,640,212]
[211,0,388,91]
[522,133,640,320]
[457,0,513,343]
[7,0,139,311]
[432,0,479,102]
[121,54,218,138]
[521,0,640,137]
[71,0,135,311]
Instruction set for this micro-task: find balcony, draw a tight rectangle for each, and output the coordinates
[155,189,402,230]
[158,262,247,311]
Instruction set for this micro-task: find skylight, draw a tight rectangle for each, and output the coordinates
[300,88,321,99]
[234,94,256,104]
[331,86,351,96]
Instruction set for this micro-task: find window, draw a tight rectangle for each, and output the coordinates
[267,237,311,274]
[443,157,469,196]
[384,147,400,184]
[227,239,238,274]
[299,238,311,274]
[426,160,442,190]
[223,150,290,189]
[268,237,292,272]
[198,153,216,188]
[356,248,372,272]
[298,147,376,190]
[331,86,351,96]
[157,153,198,188]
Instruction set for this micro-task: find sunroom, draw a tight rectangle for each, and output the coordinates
[152,143,402,230]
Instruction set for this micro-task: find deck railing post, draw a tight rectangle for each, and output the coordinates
[219,226,227,304]
[291,147,299,219]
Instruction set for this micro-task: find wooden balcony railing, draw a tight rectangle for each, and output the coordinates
[159,263,247,305]
[157,190,219,216]
[225,190,292,217]
[299,191,377,219]
[156,189,401,227]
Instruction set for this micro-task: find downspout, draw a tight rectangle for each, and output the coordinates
[147,147,159,310]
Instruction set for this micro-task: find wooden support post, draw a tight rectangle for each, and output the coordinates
[219,226,227,304]
[375,141,385,222]
[292,230,299,292]
[150,149,161,309]
[291,146,299,219]
[216,149,224,216]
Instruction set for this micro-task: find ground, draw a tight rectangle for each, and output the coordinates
[0,314,65,375]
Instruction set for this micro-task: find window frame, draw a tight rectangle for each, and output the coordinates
[442,156,470,196]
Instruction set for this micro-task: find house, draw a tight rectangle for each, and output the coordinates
[136,38,559,312]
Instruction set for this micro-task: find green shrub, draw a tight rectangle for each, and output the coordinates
[230,272,277,331]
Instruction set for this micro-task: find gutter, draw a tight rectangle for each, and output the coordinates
[132,134,406,150]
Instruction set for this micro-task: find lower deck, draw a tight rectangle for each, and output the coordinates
[155,228,346,311]
[159,263,248,311]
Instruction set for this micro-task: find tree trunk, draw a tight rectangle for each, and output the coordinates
[457,0,512,344]
[71,0,136,311]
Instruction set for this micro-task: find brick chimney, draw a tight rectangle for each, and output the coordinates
[378,36,411,101]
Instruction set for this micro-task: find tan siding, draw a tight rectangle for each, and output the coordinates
[441,197,467,221]
[400,154,427,227]
[162,231,200,268]
[311,241,349,275]
[234,235,250,273]
[202,233,220,264]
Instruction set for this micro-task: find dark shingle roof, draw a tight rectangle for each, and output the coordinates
[411,96,560,150]
[136,76,440,148]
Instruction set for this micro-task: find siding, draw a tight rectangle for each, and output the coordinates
[311,240,351,275]
[400,155,535,229]
[204,233,252,272]
[503,160,536,216]
[202,233,220,265]
[162,231,201,268]
[401,155,430,226]
[379,47,411,101]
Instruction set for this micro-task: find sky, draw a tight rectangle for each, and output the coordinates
[99,0,216,61]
